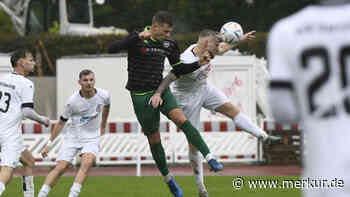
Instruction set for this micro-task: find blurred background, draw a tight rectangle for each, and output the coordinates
[0,0,317,76]
[0,2,309,196]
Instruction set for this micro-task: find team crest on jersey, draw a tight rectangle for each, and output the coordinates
[163,41,170,48]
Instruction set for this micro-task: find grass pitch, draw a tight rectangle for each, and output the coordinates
[3,176,301,197]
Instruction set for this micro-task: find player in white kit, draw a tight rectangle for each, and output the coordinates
[150,29,280,197]
[268,0,350,196]
[38,69,110,197]
[0,49,50,197]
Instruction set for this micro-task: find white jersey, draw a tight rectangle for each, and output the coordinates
[268,4,350,197]
[172,44,212,92]
[0,73,34,138]
[62,88,110,140]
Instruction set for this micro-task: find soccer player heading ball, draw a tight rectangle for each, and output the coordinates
[108,10,223,197]
[150,27,280,197]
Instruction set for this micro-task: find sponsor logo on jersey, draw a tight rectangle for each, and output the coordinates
[163,41,170,48]
[80,113,98,124]
[141,47,166,55]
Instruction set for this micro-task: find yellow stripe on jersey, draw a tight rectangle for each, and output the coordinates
[171,61,182,67]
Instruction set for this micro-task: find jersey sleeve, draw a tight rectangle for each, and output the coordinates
[104,91,111,106]
[180,48,198,64]
[61,100,73,121]
[108,31,141,53]
[21,80,34,108]
[167,43,201,77]
[166,41,182,66]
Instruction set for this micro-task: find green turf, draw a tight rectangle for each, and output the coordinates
[2,176,301,197]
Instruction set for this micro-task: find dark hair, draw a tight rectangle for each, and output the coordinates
[10,49,32,68]
[79,69,94,79]
[152,11,173,26]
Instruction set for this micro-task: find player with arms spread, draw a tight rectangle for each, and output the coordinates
[0,49,50,197]
[150,29,280,197]
[38,69,111,197]
[108,11,221,197]
[268,0,350,196]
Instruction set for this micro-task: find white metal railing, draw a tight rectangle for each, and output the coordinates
[22,131,258,167]
[6,120,301,176]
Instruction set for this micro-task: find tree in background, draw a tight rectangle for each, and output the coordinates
[94,0,317,33]
[0,10,17,34]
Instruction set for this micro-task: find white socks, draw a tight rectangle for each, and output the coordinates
[22,176,34,197]
[68,182,82,197]
[189,150,206,192]
[38,184,51,197]
[164,173,173,183]
[39,182,82,197]
[233,112,268,140]
[0,182,5,196]
[204,153,214,162]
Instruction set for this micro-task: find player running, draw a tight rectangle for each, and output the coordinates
[38,69,110,197]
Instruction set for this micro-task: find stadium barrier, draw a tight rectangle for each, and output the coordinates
[18,120,301,167]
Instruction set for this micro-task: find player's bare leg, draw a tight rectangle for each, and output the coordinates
[38,160,70,197]
[189,144,208,197]
[0,166,15,196]
[215,102,280,142]
[68,153,95,197]
[20,150,35,197]
[168,108,222,172]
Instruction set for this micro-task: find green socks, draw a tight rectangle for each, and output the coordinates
[180,120,210,157]
[150,143,169,176]
[150,120,211,177]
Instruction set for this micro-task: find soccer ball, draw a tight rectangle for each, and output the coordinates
[219,22,244,44]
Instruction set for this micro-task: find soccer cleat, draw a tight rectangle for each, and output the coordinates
[167,177,183,197]
[199,190,209,197]
[208,159,223,172]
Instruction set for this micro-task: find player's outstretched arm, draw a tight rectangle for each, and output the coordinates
[22,107,50,127]
[217,31,256,55]
[100,105,110,136]
[150,50,211,108]
[41,119,66,158]
[108,30,151,53]
[240,30,256,42]
[170,50,211,78]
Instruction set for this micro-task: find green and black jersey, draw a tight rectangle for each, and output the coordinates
[108,28,200,93]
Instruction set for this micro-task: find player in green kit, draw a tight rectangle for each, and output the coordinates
[108,11,222,197]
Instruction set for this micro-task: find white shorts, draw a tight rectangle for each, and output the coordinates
[0,134,25,168]
[56,137,99,163]
[174,82,229,128]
